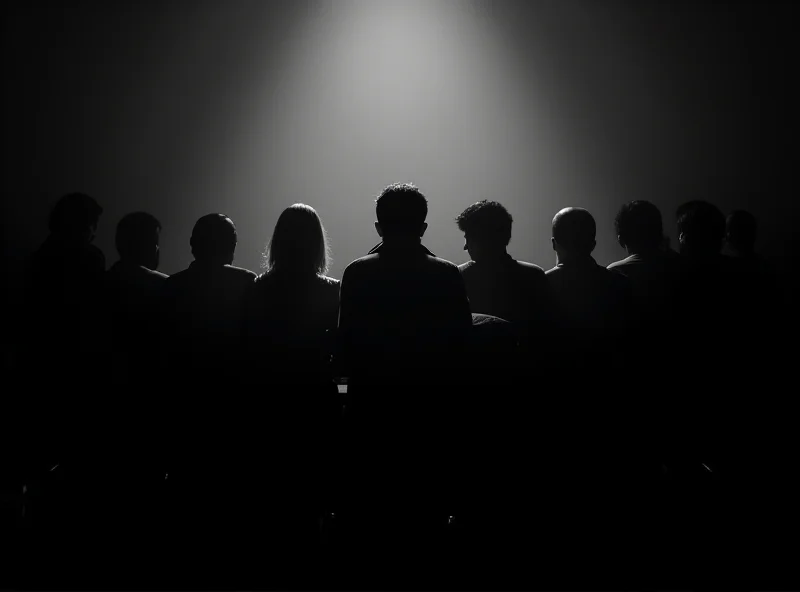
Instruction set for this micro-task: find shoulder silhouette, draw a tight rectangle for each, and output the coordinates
[246,203,339,352]
[339,183,472,372]
[336,182,471,558]
[454,199,548,342]
[106,212,168,376]
[160,213,256,371]
[546,206,631,340]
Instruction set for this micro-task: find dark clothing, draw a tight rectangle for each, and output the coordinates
[673,254,755,477]
[156,261,258,570]
[157,261,256,481]
[159,261,256,372]
[545,257,632,361]
[543,258,653,501]
[17,238,106,479]
[337,241,472,541]
[458,255,549,342]
[105,261,168,378]
[607,252,685,474]
[241,271,342,541]
[244,270,340,379]
[607,251,682,329]
[339,241,472,381]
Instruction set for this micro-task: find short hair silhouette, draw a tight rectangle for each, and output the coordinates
[615,200,663,252]
[726,210,757,254]
[677,200,725,254]
[264,203,331,275]
[552,207,596,256]
[190,213,237,263]
[375,182,428,236]
[675,200,705,222]
[455,200,513,246]
[48,192,103,236]
[116,212,162,268]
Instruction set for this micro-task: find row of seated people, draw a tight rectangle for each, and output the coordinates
[3,184,790,590]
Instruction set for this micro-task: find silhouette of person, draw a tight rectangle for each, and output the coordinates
[20,193,106,475]
[671,200,747,474]
[160,213,256,373]
[106,212,168,378]
[101,212,169,519]
[542,208,652,550]
[157,213,256,569]
[14,193,114,582]
[545,207,631,359]
[336,183,472,577]
[245,204,340,375]
[608,200,683,331]
[455,200,549,343]
[240,204,341,569]
[607,201,683,477]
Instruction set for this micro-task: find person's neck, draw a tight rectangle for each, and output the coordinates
[474,249,510,264]
[626,247,659,258]
[556,252,593,266]
[380,235,421,249]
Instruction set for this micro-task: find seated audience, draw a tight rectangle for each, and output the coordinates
[455,199,549,345]
[157,213,256,573]
[241,203,341,561]
[543,207,651,550]
[106,211,168,378]
[20,193,106,475]
[336,183,472,581]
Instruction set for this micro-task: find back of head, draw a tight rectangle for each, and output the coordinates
[726,210,757,255]
[116,212,162,269]
[456,200,513,248]
[677,201,725,256]
[552,207,596,257]
[265,203,330,275]
[375,183,428,238]
[675,200,706,223]
[190,214,237,264]
[615,200,663,253]
[48,192,103,245]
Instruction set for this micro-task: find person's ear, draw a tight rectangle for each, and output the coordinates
[374,221,383,238]
[551,237,557,251]
[419,222,428,238]
[679,232,686,245]
[617,234,625,250]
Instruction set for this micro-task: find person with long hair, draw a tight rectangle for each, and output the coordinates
[246,203,339,355]
[240,204,340,578]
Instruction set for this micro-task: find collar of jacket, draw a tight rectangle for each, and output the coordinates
[367,241,437,257]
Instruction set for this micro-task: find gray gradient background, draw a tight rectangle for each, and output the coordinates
[3,0,792,279]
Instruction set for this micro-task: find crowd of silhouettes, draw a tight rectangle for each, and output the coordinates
[2,184,794,591]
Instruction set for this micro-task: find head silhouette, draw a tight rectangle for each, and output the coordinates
[615,200,663,254]
[190,214,237,265]
[374,183,428,240]
[726,210,757,256]
[265,203,331,275]
[677,201,725,256]
[551,207,596,259]
[49,192,103,246]
[115,212,162,270]
[456,200,513,262]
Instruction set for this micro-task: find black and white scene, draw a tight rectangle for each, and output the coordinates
[2,0,797,590]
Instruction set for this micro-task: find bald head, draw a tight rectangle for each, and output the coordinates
[552,207,596,258]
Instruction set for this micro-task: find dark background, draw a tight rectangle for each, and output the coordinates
[2,0,795,281]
